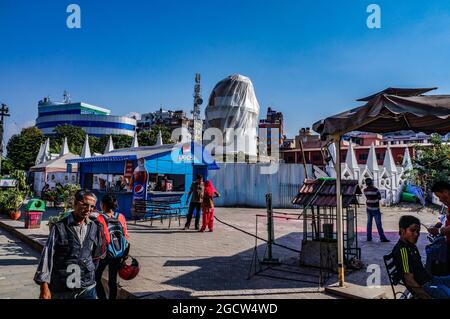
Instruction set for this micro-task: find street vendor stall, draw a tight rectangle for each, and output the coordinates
[312,87,450,286]
[30,153,79,196]
[292,178,362,272]
[66,142,219,219]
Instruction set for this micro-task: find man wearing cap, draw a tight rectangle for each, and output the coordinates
[364,178,390,242]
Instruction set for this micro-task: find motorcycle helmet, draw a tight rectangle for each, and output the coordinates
[119,256,140,280]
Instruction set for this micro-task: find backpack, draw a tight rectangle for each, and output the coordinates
[101,212,128,258]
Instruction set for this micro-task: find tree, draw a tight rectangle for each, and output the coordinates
[407,134,450,197]
[1,158,15,175]
[113,135,133,149]
[95,134,133,153]
[6,127,45,170]
[138,125,173,146]
[10,169,31,197]
[52,125,86,155]
[89,136,101,154]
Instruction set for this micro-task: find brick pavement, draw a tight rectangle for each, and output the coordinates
[0,204,441,299]
[0,228,40,299]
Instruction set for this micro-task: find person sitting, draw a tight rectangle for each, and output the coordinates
[114,177,127,192]
[154,179,164,191]
[392,215,450,299]
[41,184,50,199]
[428,181,450,274]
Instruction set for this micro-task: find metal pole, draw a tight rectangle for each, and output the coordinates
[262,193,280,265]
[267,193,274,259]
[335,137,345,286]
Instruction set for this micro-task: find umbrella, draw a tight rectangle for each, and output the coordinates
[314,89,450,140]
[312,87,450,287]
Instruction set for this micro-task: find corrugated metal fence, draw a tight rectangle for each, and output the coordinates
[208,163,313,208]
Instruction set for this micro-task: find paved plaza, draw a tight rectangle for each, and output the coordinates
[0,204,442,299]
[0,228,40,299]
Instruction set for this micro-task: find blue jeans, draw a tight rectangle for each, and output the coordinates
[423,276,450,299]
[52,286,98,299]
[367,209,388,241]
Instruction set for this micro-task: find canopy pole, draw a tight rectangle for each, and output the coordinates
[334,136,345,287]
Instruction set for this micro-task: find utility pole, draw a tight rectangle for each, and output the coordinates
[0,103,10,175]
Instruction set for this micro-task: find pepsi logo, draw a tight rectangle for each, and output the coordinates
[134,184,145,195]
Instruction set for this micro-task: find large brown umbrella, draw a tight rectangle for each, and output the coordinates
[311,88,450,287]
[313,88,450,139]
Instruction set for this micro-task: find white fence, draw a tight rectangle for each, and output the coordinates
[208,163,313,208]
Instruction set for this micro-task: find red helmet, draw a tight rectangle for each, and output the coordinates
[119,256,140,280]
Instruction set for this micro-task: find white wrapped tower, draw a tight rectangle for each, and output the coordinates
[205,74,260,157]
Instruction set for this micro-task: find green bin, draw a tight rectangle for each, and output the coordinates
[401,192,416,203]
[25,198,45,229]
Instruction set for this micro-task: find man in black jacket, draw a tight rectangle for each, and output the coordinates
[34,190,106,299]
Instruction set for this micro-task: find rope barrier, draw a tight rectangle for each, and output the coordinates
[214,214,301,254]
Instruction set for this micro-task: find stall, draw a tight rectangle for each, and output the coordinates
[312,86,450,286]
[30,153,79,196]
[292,178,361,272]
[66,142,219,219]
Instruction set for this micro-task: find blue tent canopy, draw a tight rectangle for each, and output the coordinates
[66,142,219,169]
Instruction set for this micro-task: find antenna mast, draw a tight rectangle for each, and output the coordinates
[0,103,10,174]
[192,73,203,144]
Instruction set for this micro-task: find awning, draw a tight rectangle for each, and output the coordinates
[356,87,438,102]
[66,144,176,164]
[66,142,220,170]
[292,179,361,208]
[313,89,450,140]
[30,153,79,172]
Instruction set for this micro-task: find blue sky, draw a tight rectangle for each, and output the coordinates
[1,0,450,143]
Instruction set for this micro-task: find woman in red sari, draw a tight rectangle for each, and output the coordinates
[200,180,220,232]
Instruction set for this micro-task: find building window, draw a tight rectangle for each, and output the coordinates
[359,153,368,161]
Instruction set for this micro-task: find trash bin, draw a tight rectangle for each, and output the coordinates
[401,192,417,203]
[25,198,46,229]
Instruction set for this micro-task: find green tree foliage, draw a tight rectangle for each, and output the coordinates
[1,158,15,175]
[6,127,45,170]
[0,170,30,215]
[6,123,174,172]
[52,125,86,155]
[89,136,100,154]
[407,134,450,194]
[113,135,133,149]
[138,125,173,146]
[10,170,31,196]
[94,134,134,153]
